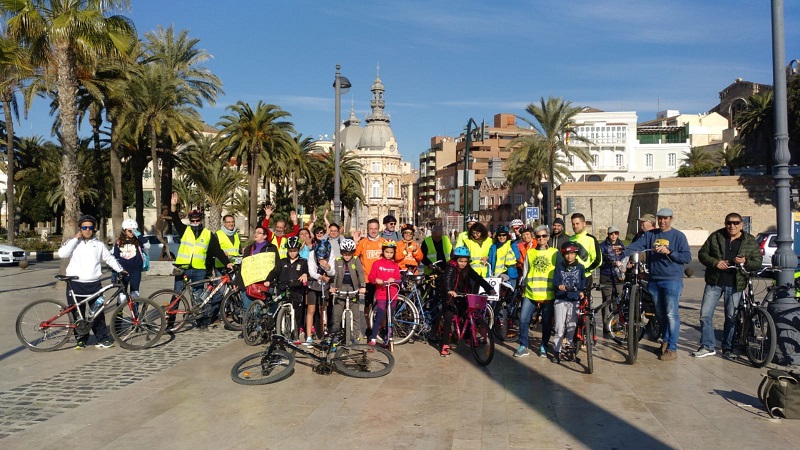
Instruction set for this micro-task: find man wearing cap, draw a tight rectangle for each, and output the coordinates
[599,226,626,338]
[549,218,570,250]
[623,207,692,361]
[633,214,656,243]
[509,219,524,242]
[380,215,402,241]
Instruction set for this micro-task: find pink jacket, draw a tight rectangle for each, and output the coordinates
[369,258,401,301]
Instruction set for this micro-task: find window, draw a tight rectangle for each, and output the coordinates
[592,154,599,167]
[613,177,625,181]
[371,181,381,198]
[514,194,523,205]
[387,182,395,198]
[668,153,676,167]
[645,153,653,168]
[489,196,494,206]
[615,154,624,167]
[371,161,381,172]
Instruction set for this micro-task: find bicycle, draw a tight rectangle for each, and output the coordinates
[231,331,394,385]
[396,267,445,343]
[330,289,361,345]
[148,266,237,332]
[441,293,495,366]
[242,281,301,346]
[732,266,779,367]
[219,257,245,331]
[562,284,600,374]
[16,274,166,351]
[368,280,417,348]
[491,280,528,342]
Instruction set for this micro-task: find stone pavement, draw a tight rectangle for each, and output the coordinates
[1,260,799,449]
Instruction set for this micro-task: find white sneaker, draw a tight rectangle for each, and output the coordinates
[692,347,716,358]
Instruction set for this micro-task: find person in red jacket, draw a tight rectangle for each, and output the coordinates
[367,240,401,346]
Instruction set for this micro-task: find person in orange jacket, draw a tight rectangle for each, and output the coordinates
[396,223,423,273]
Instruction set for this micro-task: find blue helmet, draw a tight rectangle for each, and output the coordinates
[495,225,509,235]
[453,246,470,258]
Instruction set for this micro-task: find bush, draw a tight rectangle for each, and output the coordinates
[18,238,61,253]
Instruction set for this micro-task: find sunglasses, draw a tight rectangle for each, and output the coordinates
[535,234,549,238]
[190,220,202,224]
[387,222,396,226]
[81,226,94,230]
[725,221,741,226]
[315,231,325,235]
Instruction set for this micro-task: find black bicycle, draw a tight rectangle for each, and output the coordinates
[732,266,779,367]
[231,332,395,385]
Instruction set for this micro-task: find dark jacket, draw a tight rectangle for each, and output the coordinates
[549,232,570,252]
[440,260,494,298]
[698,228,761,291]
[169,209,231,271]
[599,238,626,276]
[553,259,587,302]
[332,257,366,291]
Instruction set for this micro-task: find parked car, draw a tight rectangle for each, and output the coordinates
[0,243,28,265]
[757,232,778,267]
[142,234,180,261]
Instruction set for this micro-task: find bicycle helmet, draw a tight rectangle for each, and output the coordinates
[382,240,397,248]
[453,246,470,258]
[187,209,204,220]
[122,218,138,231]
[495,225,509,235]
[560,242,580,255]
[383,214,397,225]
[78,214,97,226]
[401,223,415,233]
[286,236,302,249]
[339,238,356,253]
[510,219,523,227]
[466,214,479,223]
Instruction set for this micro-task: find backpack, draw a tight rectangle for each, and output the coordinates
[758,369,800,419]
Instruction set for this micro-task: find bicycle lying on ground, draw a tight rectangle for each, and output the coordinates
[16,274,166,351]
[148,266,237,332]
[231,331,395,385]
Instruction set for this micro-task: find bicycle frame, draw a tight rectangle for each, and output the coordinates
[331,290,359,341]
[66,280,127,323]
[169,269,234,317]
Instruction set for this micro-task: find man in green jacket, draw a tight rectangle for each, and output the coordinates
[695,212,762,359]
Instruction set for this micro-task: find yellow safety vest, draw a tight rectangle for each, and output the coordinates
[175,228,212,270]
[271,234,289,259]
[523,247,558,302]
[423,235,452,264]
[494,241,516,275]
[215,230,241,268]
[455,230,469,249]
[464,238,493,277]
[569,231,602,277]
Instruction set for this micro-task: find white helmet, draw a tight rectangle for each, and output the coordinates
[466,214,479,223]
[510,219,523,227]
[340,238,356,253]
[122,218,138,231]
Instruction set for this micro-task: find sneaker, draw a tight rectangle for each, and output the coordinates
[551,355,561,364]
[368,339,377,346]
[539,345,548,358]
[74,340,86,350]
[657,340,667,356]
[440,344,451,357]
[303,337,314,347]
[514,345,530,357]
[660,349,677,361]
[692,347,716,358]
[722,349,734,360]
[95,339,115,349]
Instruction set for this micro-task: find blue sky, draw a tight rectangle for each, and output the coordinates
[15,0,800,166]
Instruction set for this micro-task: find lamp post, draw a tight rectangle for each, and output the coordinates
[333,64,351,223]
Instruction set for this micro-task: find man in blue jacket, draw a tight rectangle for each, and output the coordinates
[623,208,692,361]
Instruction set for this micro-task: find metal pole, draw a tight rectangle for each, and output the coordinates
[463,119,476,231]
[333,64,342,222]
[770,0,797,289]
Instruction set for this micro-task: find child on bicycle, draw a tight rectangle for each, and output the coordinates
[330,238,366,343]
[438,246,496,357]
[367,240,402,346]
[552,242,587,363]
[266,236,309,336]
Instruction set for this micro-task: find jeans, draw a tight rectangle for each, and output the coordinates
[519,298,553,349]
[699,284,741,351]
[68,280,109,342]
[647,279,683,352]
[240,289,253,315]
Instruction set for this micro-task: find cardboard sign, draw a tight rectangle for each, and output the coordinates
[479,277,501,303]
[241,252,276,286]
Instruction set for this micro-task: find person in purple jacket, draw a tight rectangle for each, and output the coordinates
[623,207,692,361]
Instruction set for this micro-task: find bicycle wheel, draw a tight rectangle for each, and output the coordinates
[482,303,494,330]
[585,317,594,374]
[149,289,191,333]
[493,295,521,342]
[111,297,166,350]
[333,344,395,378]
[743,307,777,368]
[16,299,74,352]
[231,350,295,385]
[243,300,267,346]
[367,296,419,345]
[626,285,641,364]
[276,305,297,341]
[220,289,244,331]
[470,317,495,366]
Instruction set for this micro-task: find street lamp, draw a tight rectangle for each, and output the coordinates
[333,64,351,223]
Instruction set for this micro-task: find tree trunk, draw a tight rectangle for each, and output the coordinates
[109,119,124,233]
[3,97,15,245]
[54,41,81,239]
[248,151,259,236]
[209,204,222,233]
[150,127,161,218]
[90,106,105,240]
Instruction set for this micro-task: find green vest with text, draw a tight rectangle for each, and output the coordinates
[523,247,558,302]
[175,228,212,270]
[465,238,493,277]
[494,240,516,276]
[215,230,241,268]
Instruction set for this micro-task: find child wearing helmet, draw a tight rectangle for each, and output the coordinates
[330,238,366,343]
[112,219,148,304]
[266,235,309,338]
[396,223,423,273]
[438,246,496,357]
[551,241,587,363]
[367,240,402,345]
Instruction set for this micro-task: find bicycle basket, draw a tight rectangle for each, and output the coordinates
[466,294,488,311]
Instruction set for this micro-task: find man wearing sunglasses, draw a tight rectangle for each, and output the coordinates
[695,212,761,360]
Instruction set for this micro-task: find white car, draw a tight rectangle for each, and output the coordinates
[0,243,28,265]
[142,234,181,261]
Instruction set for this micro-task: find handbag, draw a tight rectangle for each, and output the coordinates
[246,282,269,300]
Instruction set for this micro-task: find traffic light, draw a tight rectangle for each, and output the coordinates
[555,197,563,215]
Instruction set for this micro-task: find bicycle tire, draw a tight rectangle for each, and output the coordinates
[333,344,395,378]
[111,297,166,350]
[149,289,191,333]
[368,296,419,345]
[16,299,73,352]
[626,285,640,364]
[606,313,625,345]
[744,307,777,368]
[220,289,244,331]
[482,303,494,330]
[231,350,295,385]
[276,305,297,341]
[470,317,495,366]
[493,294,521,342]
[585,317,594,374]
[243,300,266,346]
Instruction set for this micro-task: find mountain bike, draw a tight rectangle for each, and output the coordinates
[219,257,244,331]
[492,281,528,342]
[16,274,166,351]
[441,293,495,366]
[732,266,779,367]
[242,282,301,346]
[148,266,237,332]
[231,331,394,385]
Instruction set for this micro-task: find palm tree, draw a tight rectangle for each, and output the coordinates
[504,134,571,206]
[299,148,364,216]
[517,96,593,224]
[1,0,136,237]
[287,134,314,211]
[0,35,32,244]
[715,142,747,175]
[734,90,774,170]
[217,101,294,234]
[677,146,715,177]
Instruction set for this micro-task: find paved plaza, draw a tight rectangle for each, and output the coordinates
[1,257,799,449]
